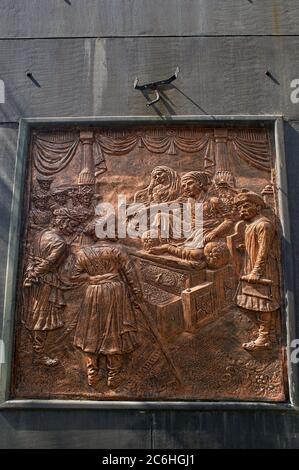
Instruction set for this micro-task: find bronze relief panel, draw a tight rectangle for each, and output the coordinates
[11,125,287,401]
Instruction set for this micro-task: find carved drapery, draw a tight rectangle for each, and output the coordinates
[95,128,271,173]
[32,131,107,177]
[32,128,272,178]
[94,132,210,156]
[33,131,80,176]
[230,134,271,172]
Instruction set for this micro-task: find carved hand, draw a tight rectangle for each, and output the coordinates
[236,243,245,252]
[23,272,39,287]
[23,278,32,287]
[241,272,261,283]
[148,246,168,254]
[204,232,216,244]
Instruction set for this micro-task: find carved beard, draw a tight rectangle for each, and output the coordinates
[213,186,235,212]
[151,183,170,202]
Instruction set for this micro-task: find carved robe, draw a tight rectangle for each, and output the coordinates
[29,208,52,230]
[23,229,67,331]
[176,196,234,249]
[71,207,96,248]
[236,216,280,312]
[73,244,140,356]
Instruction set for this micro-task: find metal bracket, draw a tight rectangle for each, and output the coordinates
[134,67,179,106]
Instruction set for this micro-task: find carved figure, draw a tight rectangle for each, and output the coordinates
[23,208,82,366]
[149,171,235,260]
[144,171,211,250]
[180,171,211,202]
[70,185,97,247]
[29,193,52,231]
[234,190,280,350]
[34,176,54,196]
[141,230,160,252]
[134,165,181,204]
[72,242,141,388]
[50,187,69,211]
[76,185,95,208]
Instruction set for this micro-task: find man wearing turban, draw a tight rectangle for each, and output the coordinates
[147,171,234,259]
[23,208,83,366]
[234,190,280,351]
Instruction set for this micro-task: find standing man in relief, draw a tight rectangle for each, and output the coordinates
[72,242,141,388]
[234,190,280,351]
[23,208,82,366]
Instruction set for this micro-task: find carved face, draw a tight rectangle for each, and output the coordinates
[153,169,168,186]
[237,201,259,221]
[215,179,228,188]
[53,193,68,206]
[142,237,153,251]
[81,193,93,207]
[76,188,93,207]
[38,180,52,191]
[53,216,79,235]
[181,177,203,198]
[33,196,49,210]
[141,231,159,251]
[204,242,229,269]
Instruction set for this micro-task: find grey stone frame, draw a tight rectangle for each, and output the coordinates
[0,115,296,412]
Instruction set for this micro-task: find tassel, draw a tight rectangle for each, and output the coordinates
[167,139,177,155]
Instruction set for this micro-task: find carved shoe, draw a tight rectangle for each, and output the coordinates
[107,371,125,389]
[33,355,59,367]
[87,366,100,387]
[242,338,271,351]
[243,326,271,351]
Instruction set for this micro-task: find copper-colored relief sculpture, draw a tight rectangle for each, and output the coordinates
[12,126,287,401]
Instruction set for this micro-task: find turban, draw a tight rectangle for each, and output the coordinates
[181,171,211,189]
[53,207,86,223]
[234,189,265,208]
